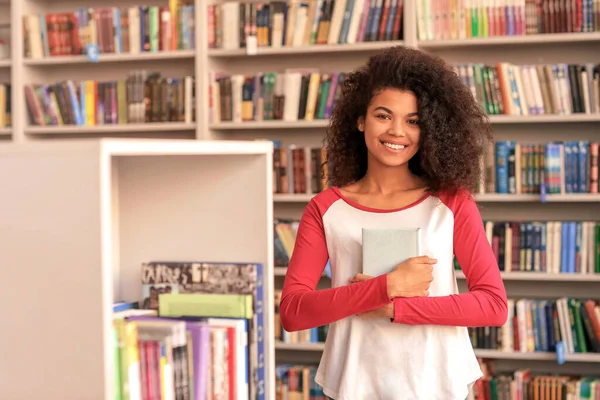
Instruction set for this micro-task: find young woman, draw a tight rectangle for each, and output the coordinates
[279,46,508,400]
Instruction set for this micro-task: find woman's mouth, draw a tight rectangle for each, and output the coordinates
[381,140,408,152]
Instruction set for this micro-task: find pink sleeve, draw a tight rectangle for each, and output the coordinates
[279,196,392,332]
[392,190,508,327]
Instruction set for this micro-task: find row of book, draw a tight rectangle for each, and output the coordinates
[208,71,346,123]
[275,359,600,400]
[208,0,404,50]
[112,261,267,400]
[275,365,329,399]
[470,298,600,355]
[25,72,195,126]
[482,140,599,195]
[456,63,600,116]
[274,219,298,267]
[208,64,600,124]
[23,2,195,59]
[418,0,600,41]
[273,143,329,195]
[280,217,600,277]
[274,289,329,345]
[269,140,600,197]
[483,220,600,275]
[471,359,599,400]
[0,83,11,128]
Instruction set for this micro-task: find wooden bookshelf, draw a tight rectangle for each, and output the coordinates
[0,138,275,400]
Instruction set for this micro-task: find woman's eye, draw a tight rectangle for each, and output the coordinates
[407,119,420,125]
[376,114,391,120]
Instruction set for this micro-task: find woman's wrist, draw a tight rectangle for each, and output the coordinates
[386,271,398,298]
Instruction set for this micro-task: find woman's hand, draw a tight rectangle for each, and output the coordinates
[386,256,436,298]
[350,256,436,299]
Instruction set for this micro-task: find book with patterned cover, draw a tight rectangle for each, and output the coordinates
[362,227,422,277]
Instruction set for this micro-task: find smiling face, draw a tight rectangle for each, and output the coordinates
[358,88,421,170]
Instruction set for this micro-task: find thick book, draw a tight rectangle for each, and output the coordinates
[362,227,422,277]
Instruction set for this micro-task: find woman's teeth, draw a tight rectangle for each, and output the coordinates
[382,142,406,150]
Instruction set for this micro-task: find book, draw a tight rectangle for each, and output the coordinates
[361,227,421,277]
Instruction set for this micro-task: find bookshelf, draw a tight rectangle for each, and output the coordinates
[7,0,202,143]
[0,138,275,400]
[197,0,600,392]
[1,0,600,396]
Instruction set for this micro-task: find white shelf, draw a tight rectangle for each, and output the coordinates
[455,271,600,282]
[418,32,600,48]
[0,127,10,136]
[24,123,197,135]
[274,194,315,202]
[273,193,600,203]
[274,266,326,278]
[0,59,10,68]
[208,40,405,57]
[0,138,275,400]
[276,341,326,351]
[209,114,600,130]
[23,50,196,66]
[276,266,600,282]
[488,114,600,123]
[474,193,600,202]
[274,342,600,363]
[210,120,330,130]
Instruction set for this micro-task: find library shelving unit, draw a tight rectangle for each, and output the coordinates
[198,0,600,384]
[0,138,275,400]
[7,0,203,143]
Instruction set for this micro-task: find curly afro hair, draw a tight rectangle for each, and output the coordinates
[325,45,493,195]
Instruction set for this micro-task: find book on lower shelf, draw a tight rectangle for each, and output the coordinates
[470,358,600,400]
[113,260,266,400]
[276,365,330,400]
[472,297,600,356]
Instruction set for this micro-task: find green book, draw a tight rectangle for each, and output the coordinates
[158,293,254,319]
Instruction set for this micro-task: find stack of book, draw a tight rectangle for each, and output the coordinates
[112,261,266,400]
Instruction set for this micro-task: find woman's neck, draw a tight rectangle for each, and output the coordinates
[360,161,423,195]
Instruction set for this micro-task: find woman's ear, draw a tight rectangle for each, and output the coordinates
[357,116,365,132]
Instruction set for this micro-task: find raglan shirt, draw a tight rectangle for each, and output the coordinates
[279,187,508,400]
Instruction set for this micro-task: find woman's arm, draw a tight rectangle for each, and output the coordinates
[392,190,508,327]
[279,197,391,332]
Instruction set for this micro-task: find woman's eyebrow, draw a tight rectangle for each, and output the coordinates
[373,106,393,113]
[373,106,419,117]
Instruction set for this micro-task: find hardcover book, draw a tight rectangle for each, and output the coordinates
[362,227,422,277]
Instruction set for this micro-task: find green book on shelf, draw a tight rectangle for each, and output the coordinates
[158,293,254,319]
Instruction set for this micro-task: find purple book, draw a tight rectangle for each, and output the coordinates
[125,315,210,400]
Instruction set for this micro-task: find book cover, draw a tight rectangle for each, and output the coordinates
[362,227,421,277]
